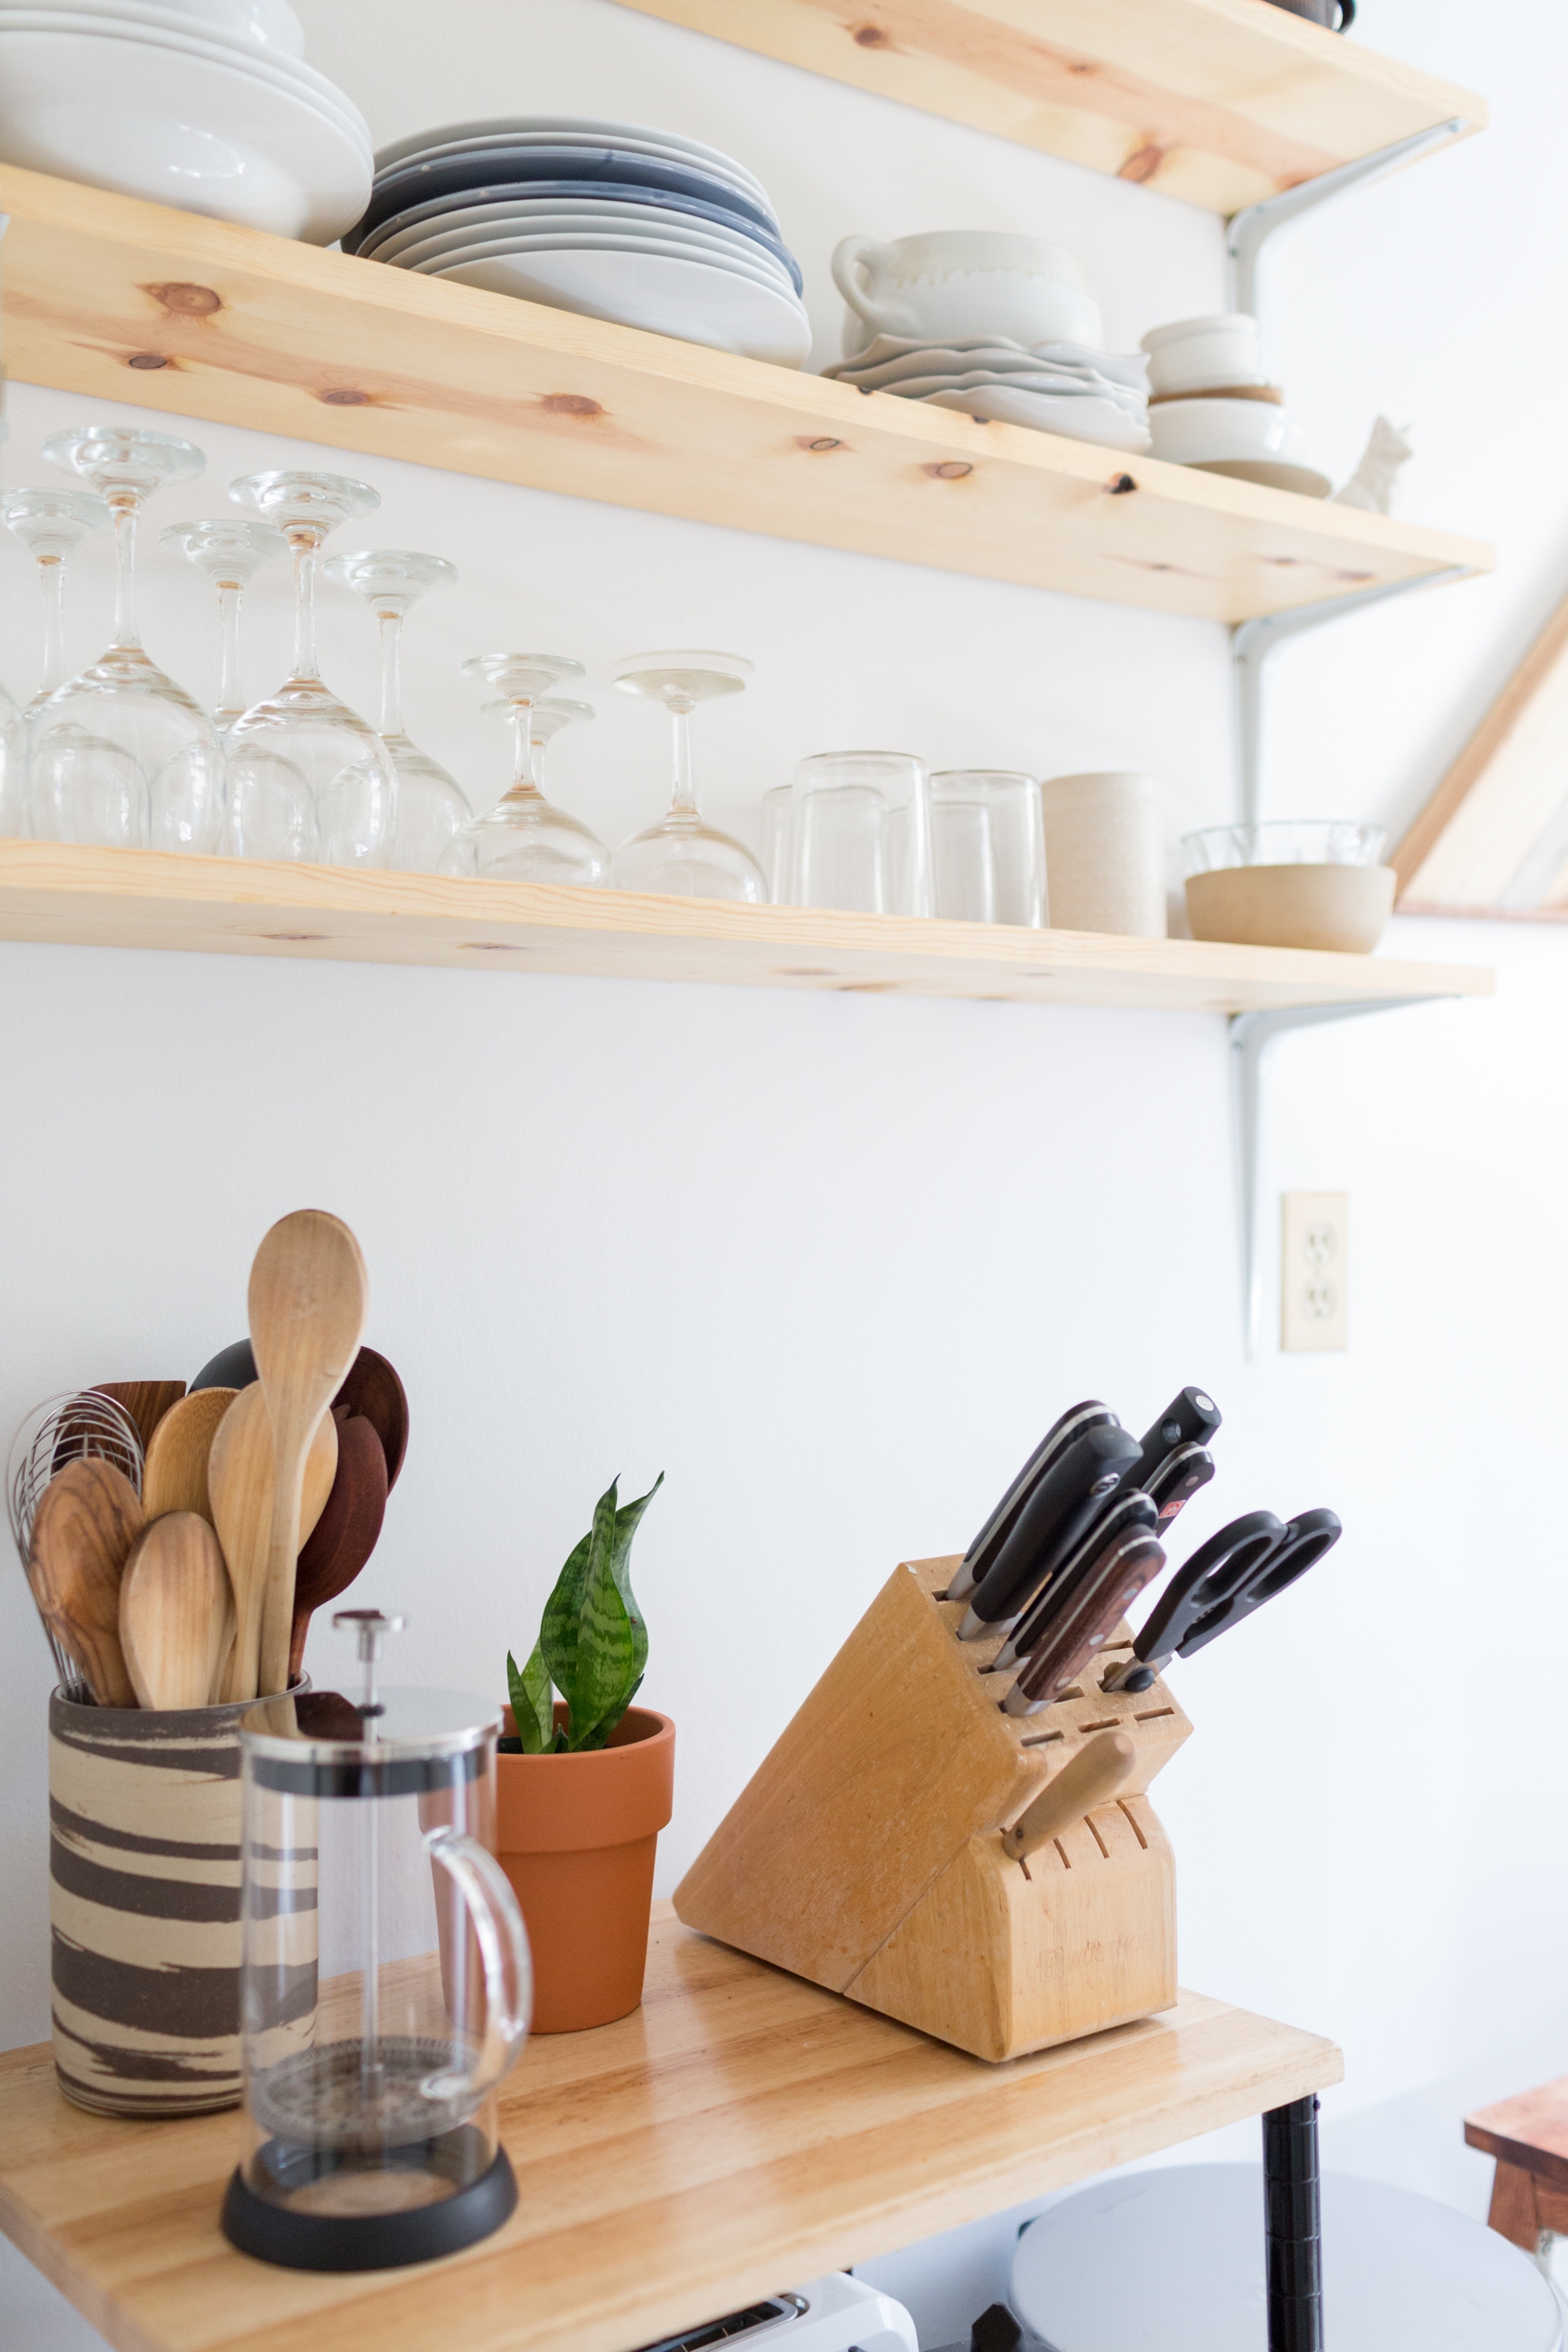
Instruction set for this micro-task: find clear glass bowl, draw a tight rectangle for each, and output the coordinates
[1181,821,1386,876]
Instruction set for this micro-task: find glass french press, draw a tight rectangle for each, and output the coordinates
[223,1611,531,2270]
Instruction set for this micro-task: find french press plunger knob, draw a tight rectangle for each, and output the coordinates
[332,1607,407,1714]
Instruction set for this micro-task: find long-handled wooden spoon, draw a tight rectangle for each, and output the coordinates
[289,1414,389,1680]
[27,1461,143,1706]
[248,1212,368,1701]
[211,1385,338,1701]
[141,1387,237,1523]
[120,1513,232,1710]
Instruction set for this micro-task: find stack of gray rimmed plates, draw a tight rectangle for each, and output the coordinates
[346,114,811,368]
[822,336,1150,452]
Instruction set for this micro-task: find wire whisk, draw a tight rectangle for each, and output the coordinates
[7,1391,144,1697]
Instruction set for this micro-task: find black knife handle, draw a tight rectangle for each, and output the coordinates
[1004,1530,1166,1714]
[949,1401,1116,1601]
[1145,1443,1214,1526]
[1125,1385,1221,1493]
[964,1424,1141,1631]
[996,1489,1159,1671]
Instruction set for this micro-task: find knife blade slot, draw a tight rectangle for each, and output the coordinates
[1117,1798,1149,1849]
[1133,1707,1175,1722]
[1079,1718,1121,1733]
[1054,1838,1071,1869]
[1018,1730,1065,1747]
[1087,1816,1111,1859]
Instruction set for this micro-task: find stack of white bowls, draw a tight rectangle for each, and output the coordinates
[1143,314,1329,497]
[345,118,811,368]
[0,0,372,242]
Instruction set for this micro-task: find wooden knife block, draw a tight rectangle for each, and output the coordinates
[674,1555,1192,2062]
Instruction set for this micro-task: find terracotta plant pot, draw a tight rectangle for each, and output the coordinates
[495,1704,674,2033]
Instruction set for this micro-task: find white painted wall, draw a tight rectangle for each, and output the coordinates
[5,0,1568,2339]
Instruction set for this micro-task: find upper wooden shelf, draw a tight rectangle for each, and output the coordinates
[0,1907,1341,2352]
[0,168,1491,623]
[0,844,1494,1014]
[608,0,1487,213]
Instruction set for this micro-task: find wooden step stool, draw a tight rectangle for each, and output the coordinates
[1465,2077,1568,2267]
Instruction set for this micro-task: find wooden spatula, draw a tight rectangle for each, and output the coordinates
[141,1386,237,1523]
[211,1385,338,1701]
[120,1513,232,1710]
[248,1211,368,1702]
[27,1460,143,1707]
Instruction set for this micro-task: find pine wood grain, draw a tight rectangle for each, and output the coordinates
[0,166,1491,624]
[0,844,1494,1014]
[607,0,1484,212]
[0,1907,1341,2352]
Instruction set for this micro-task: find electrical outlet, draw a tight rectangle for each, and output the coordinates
[1281,1192,1348,1352]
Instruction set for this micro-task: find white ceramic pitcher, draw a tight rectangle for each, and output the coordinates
[832,230,1102,353]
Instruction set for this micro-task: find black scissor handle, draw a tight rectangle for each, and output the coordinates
[1133,1510,1287,1665]
[1177,1507,1341,1660]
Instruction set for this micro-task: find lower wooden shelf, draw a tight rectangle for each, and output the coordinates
[0,1906,1341,2352]
[0,844,1494,1014]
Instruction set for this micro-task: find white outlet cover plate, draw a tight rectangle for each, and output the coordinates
[1281,1190,1348,1352]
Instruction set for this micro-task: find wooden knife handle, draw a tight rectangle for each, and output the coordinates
[1001,1730,1137,1864]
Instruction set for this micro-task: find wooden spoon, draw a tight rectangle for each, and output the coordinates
[141,1387,237,1523]
[27,1461,143,1706]
[289,1414,389,1680]
[334,1348,408,1491]
[248,1211,368,1702]
[210,1385,339,1701]
[120,1513,231,1710]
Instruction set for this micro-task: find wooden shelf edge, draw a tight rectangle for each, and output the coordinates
[0,844,1495,1014]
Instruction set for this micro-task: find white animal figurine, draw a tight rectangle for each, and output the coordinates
[1332,416,1414,514]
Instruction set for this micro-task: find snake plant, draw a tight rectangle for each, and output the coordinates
[506,1473,662,1753]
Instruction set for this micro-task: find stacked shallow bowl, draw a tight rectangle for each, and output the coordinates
[0,0,371,242]
[346,117,810,368]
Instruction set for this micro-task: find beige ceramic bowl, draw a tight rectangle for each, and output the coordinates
[1185,862,1396,953]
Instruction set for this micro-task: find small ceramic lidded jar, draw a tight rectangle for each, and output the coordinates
[224,1613,532,2273]
[1040,772,1167,938]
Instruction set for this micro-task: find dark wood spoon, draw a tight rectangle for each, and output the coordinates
[288,1414,388,1681]
[334,1348,408,1491]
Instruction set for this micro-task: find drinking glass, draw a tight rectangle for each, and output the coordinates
[31,426,225,853]
[789,751,932,916]
[611,651,764,902]
[324,548,471,873]
[1,487,111,710]
[930,770,1047,926]
[224,472,397,867]
[159,518,287,734]
[437,655,608,884]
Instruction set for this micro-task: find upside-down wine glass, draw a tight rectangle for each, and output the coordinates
[158,518,287,735]
[437,655,608,883]
[0,486,110,711]
[0,677,23,839]
[611,650,764,902]
[324,547,471,872]
[32,427,225,852]
[223,471,397,866]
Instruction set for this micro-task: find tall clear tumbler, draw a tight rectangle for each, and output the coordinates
[930,769,1047,927]
[789,751,931,915]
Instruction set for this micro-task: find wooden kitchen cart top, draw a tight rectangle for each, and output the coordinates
[0,843,1494,1013]
[0,1907,1341,2352]
[0,166,1490,624]
[608,0,1485,215]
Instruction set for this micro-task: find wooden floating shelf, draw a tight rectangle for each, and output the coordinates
[0,844,1495,1014]
[608,0,1487,214]
[0,168,1491,623]
[0,1906,1342,2352]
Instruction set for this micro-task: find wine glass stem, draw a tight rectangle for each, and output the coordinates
[377,608,404,738]
[511,701,536,790]
[669,702,697,815]
[109,494,141,651]
[216,582,245,721]
[289,527,323,683]
[35,555,67,696]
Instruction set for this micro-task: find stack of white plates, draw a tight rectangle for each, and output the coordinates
[822,336,1151,453]
[0,0,370,241]
[347,117,811,369]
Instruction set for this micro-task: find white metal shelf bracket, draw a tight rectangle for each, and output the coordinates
[1226,118,1472,318]
[1230,997,1430,1359]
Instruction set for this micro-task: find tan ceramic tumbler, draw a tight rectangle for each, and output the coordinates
[1040,771,1167,938]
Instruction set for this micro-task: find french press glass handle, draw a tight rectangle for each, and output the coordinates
[420,1831,532,2103]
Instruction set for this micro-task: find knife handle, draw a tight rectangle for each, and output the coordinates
[949,1401,1116,1602]
[990,1489,1159,1674]
[1000,1731,1138,1864]
[1002,1531,1166,1715]
[963,1423,1141,1634]
[1127,1386,1221,1492]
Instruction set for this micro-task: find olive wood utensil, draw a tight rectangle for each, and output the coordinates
[247,1212,368,1702]
[89,1382,186,1456]
[120,1512,232,1709]
[27,1460,143,1706]
[289,1413,389,1680]
[1000,1730,1137,1864]
[140,1387,237,1524]
[334,1348,408,1491]
[211,1385,338,1701]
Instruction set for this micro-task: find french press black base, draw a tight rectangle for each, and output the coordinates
[220,2140,517,2272]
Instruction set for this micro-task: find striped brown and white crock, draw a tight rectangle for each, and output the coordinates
[48,1686,309,2118]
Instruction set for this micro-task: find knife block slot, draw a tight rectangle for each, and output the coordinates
[674,1555,1192,2063]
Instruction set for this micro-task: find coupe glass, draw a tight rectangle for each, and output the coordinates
[224,472,397,867]
[0,487,111,710]
[324,548,471,873]
[159,518,287,734]
[610,650,764,902]
[437,655,608,884]
[930,769,1046,926]
[0,677,24,838]
[31,427,225,853]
